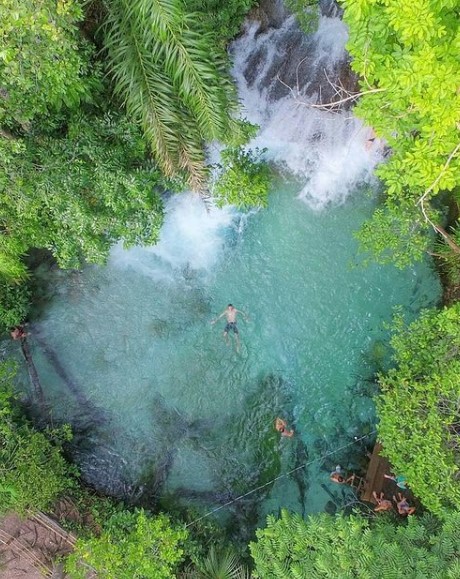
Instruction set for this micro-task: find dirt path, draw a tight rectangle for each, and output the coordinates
[0,511,75,578]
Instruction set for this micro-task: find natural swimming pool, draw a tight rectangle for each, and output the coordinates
[11,9,441,540]
[14,183,440,538]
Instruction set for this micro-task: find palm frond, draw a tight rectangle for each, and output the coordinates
[197,544,251,579]
[102,0,239,188]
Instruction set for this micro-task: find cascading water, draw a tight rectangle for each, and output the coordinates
[231,7,382,207]
[12,4,440,537]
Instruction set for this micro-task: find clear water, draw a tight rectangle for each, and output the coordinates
[13,182,440,537]
[11,10,441,538]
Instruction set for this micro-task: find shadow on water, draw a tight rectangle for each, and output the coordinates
[156,373,310,542]
[18,338,45,408]
[29,324,98,410]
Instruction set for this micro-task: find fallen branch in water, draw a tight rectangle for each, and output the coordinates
[276,65,386,111]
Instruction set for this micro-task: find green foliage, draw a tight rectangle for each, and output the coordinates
[0,0,96,126]
[0,0,166,280]
[0,111,164,270]
[183,544,250,578]
[212,147,271,209]
[285,0,319,34]
[341,0,460,266]
[0,279,30,331]
[184,0,258,44]
[101,0,243,188]
[65,509,187,579]
[251,509,460,578]
[0,236,28,281]
[377,304,460,514]
[356,201,435,268]
[0,362,76,515]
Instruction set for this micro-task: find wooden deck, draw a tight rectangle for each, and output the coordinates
[360,441,392,503]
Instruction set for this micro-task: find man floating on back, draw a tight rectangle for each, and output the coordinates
[211,303,248,353]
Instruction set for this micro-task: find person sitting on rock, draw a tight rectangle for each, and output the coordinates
[10,325,28,340]
[330,465,355,484]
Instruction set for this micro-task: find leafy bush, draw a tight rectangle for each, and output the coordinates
[0,279,30,332]
[212,147,270,210]
[0,362,76,515]
[377,304,460,513]
[251,509,460,578]
[65,509,187,579]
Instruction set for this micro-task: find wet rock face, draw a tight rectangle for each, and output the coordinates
[249,0,342,34]
[240,0,357,109]
[320,0,342,18]
[337,60,359,99]
[249,0,289,34]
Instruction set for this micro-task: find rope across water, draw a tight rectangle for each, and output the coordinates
[184,431,377,528]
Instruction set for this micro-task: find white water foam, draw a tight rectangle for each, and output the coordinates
[110,193,236,278]
[231,14,383,209]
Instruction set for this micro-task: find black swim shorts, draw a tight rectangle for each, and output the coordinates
[224,322,238,334]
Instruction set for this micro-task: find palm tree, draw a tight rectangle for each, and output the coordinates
[101,0,241,189]
[181,544,251,579]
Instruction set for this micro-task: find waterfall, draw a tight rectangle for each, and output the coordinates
[113,7,382,275]
[110,193,238,279]
[231,7,383,209]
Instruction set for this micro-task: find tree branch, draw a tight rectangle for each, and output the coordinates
[309,86,386,109]
[275,68,386,112]
[417,142,460,207]
[416,142,460,253]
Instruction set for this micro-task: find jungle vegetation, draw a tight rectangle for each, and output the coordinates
[377,303,460,514]
[251,509,460,578]
[1,0,460,576]
[0,0,264,332]
[340,0,460,269]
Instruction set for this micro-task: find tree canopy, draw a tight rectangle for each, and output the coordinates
[251,509,460,578]
[100,0,243,189]
[377,303,460,514]
[341,0,460,266]
[0,112,164,272]
[0,0,166,288]
[65,509,187,579]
